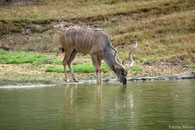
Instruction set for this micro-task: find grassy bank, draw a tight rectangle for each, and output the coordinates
[0,50,144,73]
[0,0,172,22]
[0,50,56,65]
[0,50,111,73]
[0,0,195,66]
[1,50,195,86]
[46,63,110,73]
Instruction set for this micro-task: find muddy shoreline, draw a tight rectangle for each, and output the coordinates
[0,70,194,88]
[0,0,194,87]
[0,52,195,86]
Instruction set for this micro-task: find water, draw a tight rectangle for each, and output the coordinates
[0,80,195,130]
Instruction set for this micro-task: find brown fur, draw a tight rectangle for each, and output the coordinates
[60,26,137,85]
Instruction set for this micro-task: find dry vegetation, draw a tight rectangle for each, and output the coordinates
[0,0,194,66]
[0,0,195,85]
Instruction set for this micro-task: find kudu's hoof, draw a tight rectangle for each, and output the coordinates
[64,79,69,82]
[73,79,79,82]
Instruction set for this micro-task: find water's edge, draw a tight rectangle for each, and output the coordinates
[0,71,194,88]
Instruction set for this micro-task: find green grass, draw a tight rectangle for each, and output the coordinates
[0,50,110,73]
[136,57,147,63]
[46,66,65,73]
[83,54,91,59]
[0,50,56,66]
[131,66,144,71]
[46,64,143,73]
[46,63,109,73]
[187,64,195,68]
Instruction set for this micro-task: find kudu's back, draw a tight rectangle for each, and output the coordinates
[60,27,108,56]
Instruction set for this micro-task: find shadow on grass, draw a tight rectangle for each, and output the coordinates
[0,79,55,86]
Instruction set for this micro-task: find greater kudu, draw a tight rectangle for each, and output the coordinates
[60,26,137,85]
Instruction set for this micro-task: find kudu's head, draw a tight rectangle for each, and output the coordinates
[112,63,127,85]
[112,35,138,85]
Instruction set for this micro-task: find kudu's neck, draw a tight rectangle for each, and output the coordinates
[103,45,125,72]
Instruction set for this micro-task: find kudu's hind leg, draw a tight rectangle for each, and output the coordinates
[63,52,71,82]
[67,49,78,82]
[91,55,102,86]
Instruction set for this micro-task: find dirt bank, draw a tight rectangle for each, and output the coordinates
[0,0,194,86]
[0,52,194,86]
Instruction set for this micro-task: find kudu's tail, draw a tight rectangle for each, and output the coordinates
[61,46,64,52]
[56,45,64,56]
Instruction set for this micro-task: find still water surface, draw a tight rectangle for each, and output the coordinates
[0,80,195,130]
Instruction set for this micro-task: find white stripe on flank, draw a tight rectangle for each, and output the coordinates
[82,28,89,44]
[75,27,80,45]
[64,27,71,43]
[69,27,73,44]
[87,29,92,45]
[89,30,94,45]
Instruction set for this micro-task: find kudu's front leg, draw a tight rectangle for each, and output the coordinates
[91,55,102,86]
